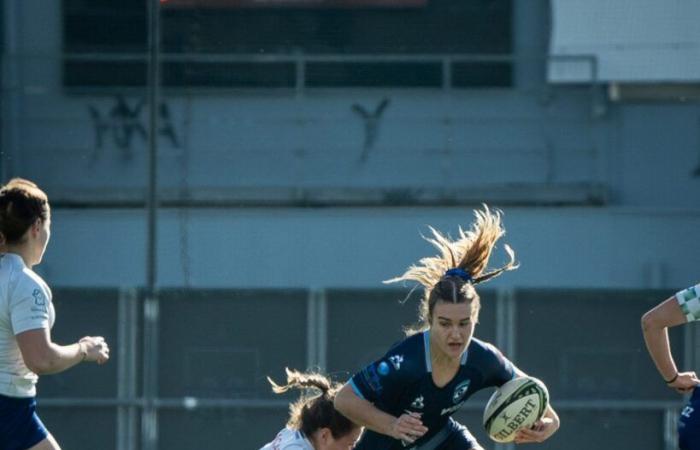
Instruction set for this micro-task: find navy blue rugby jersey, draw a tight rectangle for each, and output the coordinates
[349,331,515,449]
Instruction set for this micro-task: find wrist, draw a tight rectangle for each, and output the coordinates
[385,415,400,437]
[664,372,679,384]
[78,341,88,362]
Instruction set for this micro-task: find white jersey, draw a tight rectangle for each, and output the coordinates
[259,427,314,450]
[676,283,700,323]
[0,253,55,397]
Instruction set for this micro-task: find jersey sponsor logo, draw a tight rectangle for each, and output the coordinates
[377,361,390,376]
[31,289,48,313]
[410,395,424,409]
[362,364,384,394]
[452,379,470,404]
[389,354,404,370]
[32,289,46,306]
[441,400,465,416]
[682,406,695,419]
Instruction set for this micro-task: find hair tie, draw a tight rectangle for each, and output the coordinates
[444,268,472,283]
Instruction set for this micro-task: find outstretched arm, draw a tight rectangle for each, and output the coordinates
[642,294,700,393]
[334,383,428,445]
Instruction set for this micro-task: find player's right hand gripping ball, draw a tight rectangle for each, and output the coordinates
[483,376,549,443]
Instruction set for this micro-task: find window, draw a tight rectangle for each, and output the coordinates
[63,0,512,89]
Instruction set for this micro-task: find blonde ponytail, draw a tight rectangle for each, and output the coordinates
[385,205,518,332]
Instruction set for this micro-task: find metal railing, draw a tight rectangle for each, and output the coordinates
[36,286,686,450]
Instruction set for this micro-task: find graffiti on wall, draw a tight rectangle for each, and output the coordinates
[88,96,180,163]
[351,97,390,162]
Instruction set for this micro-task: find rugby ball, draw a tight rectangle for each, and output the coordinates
[483,376,549,443]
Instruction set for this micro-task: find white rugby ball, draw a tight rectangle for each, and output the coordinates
[483,376,549,443]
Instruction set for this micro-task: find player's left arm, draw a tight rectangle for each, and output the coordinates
[512,366,560,445]
[642,287,700,393]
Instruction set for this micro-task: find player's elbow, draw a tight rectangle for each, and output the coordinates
[22,347,60,375]
[641,310,661,333]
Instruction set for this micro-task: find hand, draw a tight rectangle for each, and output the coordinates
[668,371,700,394]
[388,412,428,444]
[80,336,110,365]
[514,417,559,444]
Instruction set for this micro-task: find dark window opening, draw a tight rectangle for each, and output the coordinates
[63,0,513,89]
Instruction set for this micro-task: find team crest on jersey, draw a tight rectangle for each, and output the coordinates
[452,380,470,404]
[389,354,404,370]
[410,395,424,409]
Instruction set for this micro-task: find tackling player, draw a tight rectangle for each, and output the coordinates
[260,368,362,450]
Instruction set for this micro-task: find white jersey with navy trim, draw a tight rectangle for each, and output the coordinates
[259,427,314,450]
[0,253,55,397]
[350,331,515,450]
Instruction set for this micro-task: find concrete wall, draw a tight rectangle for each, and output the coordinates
[3,0,700,290]
[37,206,700,289]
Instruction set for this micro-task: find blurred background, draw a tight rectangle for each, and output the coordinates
[2,0,700,448]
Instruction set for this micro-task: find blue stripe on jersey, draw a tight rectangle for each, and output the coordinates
[460,346,469,365]
[423,331,432,372]
[350,379,366,400]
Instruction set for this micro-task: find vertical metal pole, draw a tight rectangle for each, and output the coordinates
[1,0,22,180]
[495,287,516,359]
[317,289,328,372]
[147,0,160,294]
[306,289,327,371]
[663,407,679,450]
[306,289,318,369]
[143,1,160,449]
[441,57,451,91]
[495,287,516,450]
[294,51,305,97]
[117,287,139,450]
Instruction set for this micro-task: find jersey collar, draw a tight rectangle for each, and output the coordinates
[423,330,471,373]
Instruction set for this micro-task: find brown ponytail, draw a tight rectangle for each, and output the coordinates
[268,368,357,439]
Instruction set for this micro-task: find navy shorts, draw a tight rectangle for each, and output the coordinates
[435,419,478,450]
[0,394,49,450]
[355,418,478,450]
[679,388,700,450]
